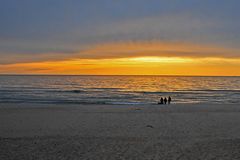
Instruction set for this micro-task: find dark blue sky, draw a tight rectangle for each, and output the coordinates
[0,0,240,64]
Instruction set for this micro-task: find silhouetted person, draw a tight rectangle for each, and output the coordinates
[168,96,172,104]
[164,97,167,104]
[160,97,164,104]
[158,97,164,104]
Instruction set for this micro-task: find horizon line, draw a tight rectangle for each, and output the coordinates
[0,74,240,77]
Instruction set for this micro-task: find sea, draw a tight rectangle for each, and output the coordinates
[0,75,240,105]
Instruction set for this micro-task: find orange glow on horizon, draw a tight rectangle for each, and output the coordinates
[1,56,240,76]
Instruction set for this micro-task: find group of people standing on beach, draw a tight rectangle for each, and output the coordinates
[158,96,171,105]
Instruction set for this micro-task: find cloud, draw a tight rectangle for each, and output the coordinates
[74,41,240,59]
[1,12,240,65]
[68,13,240,48]
[1,41,240,65]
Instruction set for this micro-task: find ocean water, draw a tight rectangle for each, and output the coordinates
[0,75,239,105]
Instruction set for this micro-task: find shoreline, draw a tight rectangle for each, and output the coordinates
[1,102,239,107]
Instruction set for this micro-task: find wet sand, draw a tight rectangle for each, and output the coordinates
[1,103,240,160]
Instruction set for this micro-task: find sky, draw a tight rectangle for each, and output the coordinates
[0,0,240,75]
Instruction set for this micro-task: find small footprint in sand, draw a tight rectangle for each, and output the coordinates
[132,108,141,111]
[146,125,154,128]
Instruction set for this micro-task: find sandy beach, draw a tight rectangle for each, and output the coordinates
[1,103,240,160]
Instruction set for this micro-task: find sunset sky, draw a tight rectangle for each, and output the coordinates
[1,0,240,75]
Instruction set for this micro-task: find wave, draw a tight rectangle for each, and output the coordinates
[1,88,240,96]
[48,89,86,93]
[43,88,122,93]
[85,87,122,90]
[0,89,87,94]
[176,89,240,92]
[137,89,240,94]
